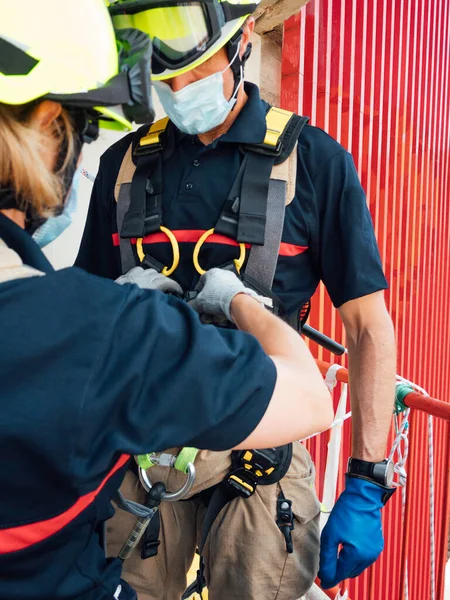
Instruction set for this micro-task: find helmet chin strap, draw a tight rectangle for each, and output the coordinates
[227,29,253,102]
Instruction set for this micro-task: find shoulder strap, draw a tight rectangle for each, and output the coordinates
[114,118,170,274]
[243,107,308,165]
[0,238,45,284]
[243,109,308,289]
[136,117,170,152]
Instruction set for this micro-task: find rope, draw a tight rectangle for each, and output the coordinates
[389,401,411,600]
[389,397,410,489]
[396,382,436,600]
[428,412,436,600]
[319,370,349,529]
[395,373,430,397]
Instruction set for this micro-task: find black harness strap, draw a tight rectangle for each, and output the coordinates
[243,115,309,290]
[120,151,162,239]
[236,151,275,245]
[243,177,286,289]
[214,154,248,240]
[119,121,177,242]
[140,511,161,559]
[116,183,137,274]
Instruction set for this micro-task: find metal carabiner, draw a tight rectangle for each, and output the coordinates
[136,225,180,277]
[139,462,196,502]
[193,228,246,275]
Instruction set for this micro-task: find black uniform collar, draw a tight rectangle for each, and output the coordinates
[0,213,54,274]
[219,82,269,145]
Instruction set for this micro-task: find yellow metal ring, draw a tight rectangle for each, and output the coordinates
[193,228,246,276]
[136,226,180,277]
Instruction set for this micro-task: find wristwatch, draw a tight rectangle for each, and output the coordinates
[347,457,395,487]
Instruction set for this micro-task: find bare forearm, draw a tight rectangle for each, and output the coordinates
[348,319,396,461]
[231,293,333,448]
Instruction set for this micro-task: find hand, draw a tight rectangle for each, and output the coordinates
[189,268,271,322]
[318,475,393,589]
[115,266,183,295]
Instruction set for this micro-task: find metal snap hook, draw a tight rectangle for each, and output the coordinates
[139,462,196,502]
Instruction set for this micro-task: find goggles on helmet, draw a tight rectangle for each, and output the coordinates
[108,0,258,79]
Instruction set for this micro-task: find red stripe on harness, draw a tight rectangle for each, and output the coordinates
[112,231,307,257]
[0,453,130,554]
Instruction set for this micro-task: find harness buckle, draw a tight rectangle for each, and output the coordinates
[225,468,259,498]
[236,448,279,476]
[133,141,164,157]
[225,449,279,498]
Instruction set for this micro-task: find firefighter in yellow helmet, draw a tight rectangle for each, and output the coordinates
[0,1,334,600]
[77,1,396,599]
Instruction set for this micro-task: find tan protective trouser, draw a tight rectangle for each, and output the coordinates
[107,442,320,600]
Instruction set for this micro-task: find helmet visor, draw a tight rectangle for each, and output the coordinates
[110,1,223,72]
[150,5,213,66]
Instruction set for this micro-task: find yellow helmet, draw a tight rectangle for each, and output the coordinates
[108,0,260,81]
[0,0,154,131]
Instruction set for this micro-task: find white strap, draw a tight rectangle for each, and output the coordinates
[319,382,348,531]
[0,238,44,283]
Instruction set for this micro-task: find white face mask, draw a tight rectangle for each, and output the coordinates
[153,43,243,135]
[32,168,80,248]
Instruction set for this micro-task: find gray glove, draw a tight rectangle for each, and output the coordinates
[115,266,183,295]
[189,268,272,322]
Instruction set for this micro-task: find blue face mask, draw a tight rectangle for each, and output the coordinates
[32,168,80,248]
[153,44,243,136]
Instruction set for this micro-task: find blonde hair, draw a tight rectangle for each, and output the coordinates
[0,103,75,217]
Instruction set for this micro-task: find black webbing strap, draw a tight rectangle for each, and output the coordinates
[141,511,161,559]
[243,178,286,289]
[181,484,236,600]
[243,115,309,289]
[120,152,162,238]
[237,151,276,245]
[214,154,248,239]
[116,183,137,274]
[199,484,238,555]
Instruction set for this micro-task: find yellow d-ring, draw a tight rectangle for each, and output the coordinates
[193,228,246,276]
[136,226,180,277]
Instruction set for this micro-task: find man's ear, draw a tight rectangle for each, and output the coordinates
[31,100,62,131]
[240,16,255,58]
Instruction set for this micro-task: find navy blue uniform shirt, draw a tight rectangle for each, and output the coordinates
[76,83,388,312]
[0,215,275,600]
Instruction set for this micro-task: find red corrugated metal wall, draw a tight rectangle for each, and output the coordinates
[281,1,450,599]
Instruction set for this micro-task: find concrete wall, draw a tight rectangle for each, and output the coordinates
[44,31,282,269]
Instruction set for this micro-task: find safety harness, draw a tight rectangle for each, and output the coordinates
[114,106,308,297]
[113,107,309,596]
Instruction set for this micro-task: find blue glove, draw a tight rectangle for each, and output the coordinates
[318,474,394,589]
